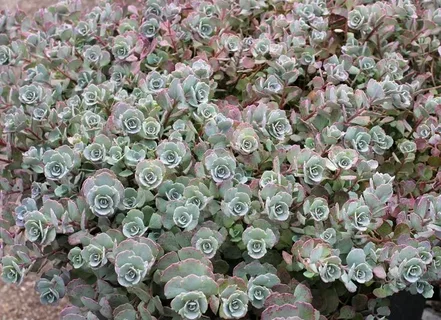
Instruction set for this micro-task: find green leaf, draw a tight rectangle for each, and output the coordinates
[373,288,388,298]
[392,223,411,240]
[118,170,133,177]
[80,297,101,311]
[377,221,392,237]
[428,156,441,167]
[350,116,370,126]
[127,284,152,303]
[294,284,313,304]
[339,306,356,319]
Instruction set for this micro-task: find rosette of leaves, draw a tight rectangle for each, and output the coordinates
[319,256,343,283]
[112,102,145,135]
[259,170,290,189]
[247,273,280,308]
[83,44,111,67]
[388,246,427,286]
[140,116,161,140]
[140,71,167,94]
[163,201,200,231]
[165,274,218,320]
[341,199,372,232]
[221,185,253,219]
[81,233,115,269]
[288,238,341,283]
[14,197,38,227]
[323,55,359,84]
[3,107,27,133]
[121,209,148,238]
[135,159,166,190]
[302,196,329,222]
[242,226,277,259]
[111,33,139,61]
[267,54,301,85]
[0,44,13,65]
[327,146,358,170]
[203,149,237,183]
[140,16,160,38]
[120,187,147,210]
[347,5,370,31]
[370,126,393,155]
[381,77,414,110]
[231,124,260,155]
[156,140,188,169]
[123,144,147,168]
[35,274,66,304]
[42,146,80,180]
[18,84,45,105]
[260,184,293,222]
[182,75,211,107]
[1,256,25,285]
[217,278,249,320]
[158,180,185,202]
[80,110,104,139]
[341,248,373,292]
[195,102,218,122]
[344,126,371,153]
[183,184,212,210]
[24,210,56,245]
[83,134,112,163]
[191,227,225,259]
[290,148,333,185]
[81,84,107,107]
[113,237,160,287]
[157,252,218,319]
[265,109,293,141]
[191,59,213,79]
[81,169,125,217]
[68,247,85,269]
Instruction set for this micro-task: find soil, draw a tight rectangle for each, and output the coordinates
[0,274,66,320]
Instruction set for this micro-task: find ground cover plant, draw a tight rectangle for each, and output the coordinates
[1,0,441,319]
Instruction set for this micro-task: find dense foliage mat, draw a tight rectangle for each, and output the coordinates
[1,0,441,319]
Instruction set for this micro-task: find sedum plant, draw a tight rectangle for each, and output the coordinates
[2,0,441,319]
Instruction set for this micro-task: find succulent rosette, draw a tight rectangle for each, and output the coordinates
[220,285,249,319]
[203,149,237,183]
[302,197,329,222]
[42,146,79,181]
[191,227,225,259]
[81,169,125,217]
[232,124,260,155]
[24,211,56,245]
[163,202,200,231]
[1,256,25,285]
[121,209,148,238]
[135,159,166,190]
[242,227,277,259]
[114,238,159,287]
[112,102,145,135]
[247,273,280,308]
[221,186,253,218]
[35,275,66,305]
[156,140,187,168]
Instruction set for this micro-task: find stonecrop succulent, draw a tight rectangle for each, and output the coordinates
[1,0,441,319]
